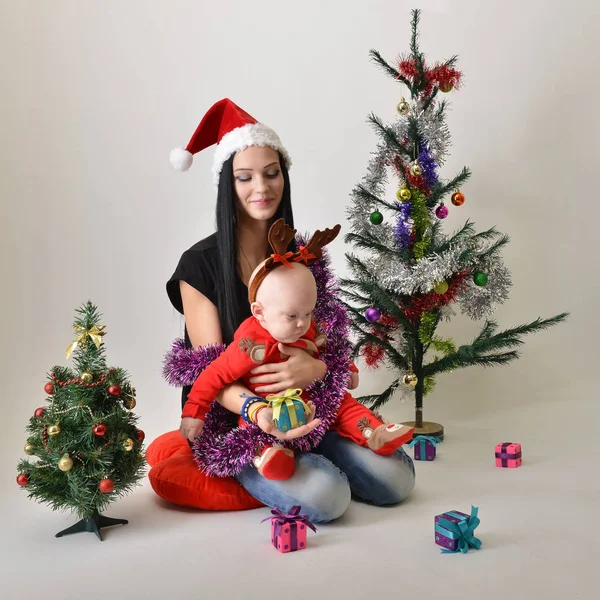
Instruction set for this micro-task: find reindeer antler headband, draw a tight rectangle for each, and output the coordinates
[248,218,341,303]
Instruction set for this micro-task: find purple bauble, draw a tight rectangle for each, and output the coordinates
[435,204,449,219]
[365,307,381,322]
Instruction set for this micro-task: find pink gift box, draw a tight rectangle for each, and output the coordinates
[270,519,308,553]
[262,506,317,553]
[495,442,522,468]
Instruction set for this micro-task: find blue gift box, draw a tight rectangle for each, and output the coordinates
[266,389,309,432]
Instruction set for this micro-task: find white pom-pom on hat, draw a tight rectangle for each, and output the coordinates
[170,148,193,172]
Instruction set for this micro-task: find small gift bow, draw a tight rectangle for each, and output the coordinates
[266,388,310,429]
[408,435,442,449]
[66,325,106,359]
[440,506,482,554]
[261,506,317,534]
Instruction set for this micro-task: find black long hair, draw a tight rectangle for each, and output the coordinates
[215,151,294,344]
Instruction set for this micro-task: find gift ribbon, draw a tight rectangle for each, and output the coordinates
[436,506,482,554]
[66,325,106,359]
[266,388,310,430]
[261,505,317,548]
[408,435,442,448]
[495,452,522,459]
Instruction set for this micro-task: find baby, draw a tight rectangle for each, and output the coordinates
[180,219,414,479]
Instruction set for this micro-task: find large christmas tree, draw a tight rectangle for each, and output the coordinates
[341,9,567,438]
[16,301,146,540]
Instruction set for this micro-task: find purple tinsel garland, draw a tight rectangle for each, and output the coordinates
[417,140,439,190]
[161,238,353,477]
[393,200,414,249]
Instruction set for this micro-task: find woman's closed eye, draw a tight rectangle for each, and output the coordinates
[236,170,279,183]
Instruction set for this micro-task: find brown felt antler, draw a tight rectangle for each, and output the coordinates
[299,224,342,262]
[268,219,297,255]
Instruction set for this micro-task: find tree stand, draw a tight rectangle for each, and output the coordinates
[402,420,444,441]
[55,512,128,541]
[401,404,444,441]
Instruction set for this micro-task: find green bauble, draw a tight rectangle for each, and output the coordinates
[369,210,383,225]
[473,272,489,286]
[434,281,449,294]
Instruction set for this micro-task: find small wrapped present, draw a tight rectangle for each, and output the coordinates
[266,388,310,432]
[261,506,317,553]
[434,506,482,554]
[408,435,442,461]
[495,442,522,468]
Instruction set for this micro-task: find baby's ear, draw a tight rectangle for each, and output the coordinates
[251,302,264,321]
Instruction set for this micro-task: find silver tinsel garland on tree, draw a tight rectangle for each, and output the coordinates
[346,96,512,320]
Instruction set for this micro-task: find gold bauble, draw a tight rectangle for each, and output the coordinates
[434,281,449,294]
[24,443,35,455]
[396,97,410,115]
[396,187,412,201]
[48,424,61,437]
[439,81,454,93]
[410,162,422,177]
[123,438,135,452]
[402,373,418,388]
[136,453,144,460]
[124,397,137,409]
[80,371,93,383]
[58,454,73,472]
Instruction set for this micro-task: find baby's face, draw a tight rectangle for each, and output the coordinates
[260,294,316,344]
[252,262,318,343]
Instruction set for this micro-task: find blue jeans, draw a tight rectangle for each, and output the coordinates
[234,431,416,523]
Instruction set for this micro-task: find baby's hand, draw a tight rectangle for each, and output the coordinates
[179,417,205,442]
[348,372,359,390]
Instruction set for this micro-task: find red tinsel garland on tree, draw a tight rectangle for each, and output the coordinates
[397,56,462,98]
[401,270,470,323]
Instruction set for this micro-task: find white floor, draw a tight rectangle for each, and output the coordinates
[2,387,596,600]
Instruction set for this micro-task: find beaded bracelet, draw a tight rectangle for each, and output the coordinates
[240,395,267,424]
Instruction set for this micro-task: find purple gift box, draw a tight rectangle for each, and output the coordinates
[434,507,482,554]
[434,510,470,552]
[408,435,441,461]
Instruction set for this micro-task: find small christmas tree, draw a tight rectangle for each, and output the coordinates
[16,301,146,540]
[341,10,567,438]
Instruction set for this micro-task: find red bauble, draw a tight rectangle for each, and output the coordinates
[44,382,55,395]
[17,473,29,487]
[108,385,122,397]
[99,478,114,493]
[135,429,145,442]
[34,407,46,418]
[93,424,107,437]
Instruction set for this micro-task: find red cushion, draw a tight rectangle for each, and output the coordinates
[146,430,190,466]
[146,431,264,511]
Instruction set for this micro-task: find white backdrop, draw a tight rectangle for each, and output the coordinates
[2,0,598,483]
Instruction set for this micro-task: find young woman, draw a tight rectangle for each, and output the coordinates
[167,98,415,522]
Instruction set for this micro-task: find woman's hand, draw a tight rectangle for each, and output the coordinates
[249,344,327,394]
[179,417,204,442]
[255,400,321,440]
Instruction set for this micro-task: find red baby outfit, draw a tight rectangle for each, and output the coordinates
[183,316,413,455]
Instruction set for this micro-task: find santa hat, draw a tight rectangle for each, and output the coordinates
[169,98,292,187]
